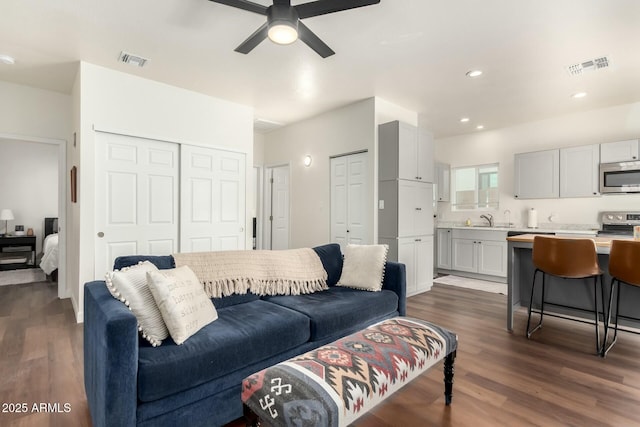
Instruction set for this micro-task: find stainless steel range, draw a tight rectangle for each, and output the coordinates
[598,211,640,236]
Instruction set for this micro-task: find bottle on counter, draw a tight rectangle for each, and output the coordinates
[465,218,472,226]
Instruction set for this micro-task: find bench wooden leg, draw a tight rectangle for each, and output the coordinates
[444,350,456,406]
[243,403,260,427]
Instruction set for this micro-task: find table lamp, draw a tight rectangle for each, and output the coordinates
[0,209,14,236]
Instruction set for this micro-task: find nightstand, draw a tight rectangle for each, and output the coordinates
[0,235,37,270]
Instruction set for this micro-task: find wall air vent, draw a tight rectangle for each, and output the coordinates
[566,56,610,76]
[118,51,148,67]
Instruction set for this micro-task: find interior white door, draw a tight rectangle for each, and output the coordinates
[330,152,368,250]
[94,132,179,279]
[180,145,246,253]
[265,165,290,250]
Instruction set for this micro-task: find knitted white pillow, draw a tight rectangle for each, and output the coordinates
[105,261,169,347]
[146,266,218,345]
[337,244,388,292]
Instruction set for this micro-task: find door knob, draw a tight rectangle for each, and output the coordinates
[97,232,104,238]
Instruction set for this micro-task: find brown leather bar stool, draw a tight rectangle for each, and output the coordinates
[602,240,640,356]
[526,236,604,354]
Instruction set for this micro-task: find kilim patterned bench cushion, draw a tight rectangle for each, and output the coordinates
[242,316,458,427]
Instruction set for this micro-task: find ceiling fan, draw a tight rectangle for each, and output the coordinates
[209,0,381,58]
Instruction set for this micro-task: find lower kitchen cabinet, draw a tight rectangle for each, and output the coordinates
[444,229,508,280]
[382,235,433,296]
[436,228,452,269]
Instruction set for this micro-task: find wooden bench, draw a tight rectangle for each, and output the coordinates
[242,317,458,426]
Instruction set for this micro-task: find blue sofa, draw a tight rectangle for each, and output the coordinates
[84,243,406,427]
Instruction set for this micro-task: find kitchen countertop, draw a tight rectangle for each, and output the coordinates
[506,233,634,247]
[437,225,600,235]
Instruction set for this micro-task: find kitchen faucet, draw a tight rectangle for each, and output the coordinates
[480,213,494,227]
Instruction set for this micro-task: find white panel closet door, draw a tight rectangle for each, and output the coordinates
[330,152,368,251]
[180,145,246,253]
[94,132,179,279]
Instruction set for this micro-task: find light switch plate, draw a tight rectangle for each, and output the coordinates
[378,200,384,209]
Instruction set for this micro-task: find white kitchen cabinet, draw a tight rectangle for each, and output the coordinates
[436,162,450,202]
[514,149,559,199]
[452,238,477,273]
[436,228,452,270]
[477,240,508,277]
[379,121,433,182]
[384,235,433,296]
[600,139,640,163]
[379,120,434,296]
[379,181,434,238]
[450,229,508,279]
[560,144,600,198]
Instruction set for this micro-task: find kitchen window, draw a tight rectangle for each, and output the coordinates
[451,163,499,210]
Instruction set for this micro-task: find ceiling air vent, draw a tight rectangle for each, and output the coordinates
[118,51,148,67]
[566,56,610,76]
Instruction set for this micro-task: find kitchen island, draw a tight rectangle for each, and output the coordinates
[506,234,640,332]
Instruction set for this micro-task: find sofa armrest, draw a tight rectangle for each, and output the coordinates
[84,281,138,427]
[382,261,407,316]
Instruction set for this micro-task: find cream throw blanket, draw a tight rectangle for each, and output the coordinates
[172,248,329,298]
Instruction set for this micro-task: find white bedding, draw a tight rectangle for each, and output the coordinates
[40,233,59,275]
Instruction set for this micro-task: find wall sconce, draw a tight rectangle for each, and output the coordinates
[303,155,312,167]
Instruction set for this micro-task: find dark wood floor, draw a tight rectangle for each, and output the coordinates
[2,282,640,426]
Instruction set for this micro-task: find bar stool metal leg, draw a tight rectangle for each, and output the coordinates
[527,269,545,338]
[593,275,602,354]
[602,278,621,357]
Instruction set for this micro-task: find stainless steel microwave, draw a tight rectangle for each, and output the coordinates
[600,160,640,193]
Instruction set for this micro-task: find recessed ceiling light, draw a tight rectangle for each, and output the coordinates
[0,54,15,65]
[572,92,587,99]
[466,70,483,78]
[476,125,484,130]
[460,117,470,123]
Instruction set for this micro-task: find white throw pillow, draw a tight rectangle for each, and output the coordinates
[146,266,218,345]
[337,244,388,292]
[105,261,169,347]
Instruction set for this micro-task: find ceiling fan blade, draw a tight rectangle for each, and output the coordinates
[297,21,335,58]
[234,22,269,54]
[295,0,380,19]
[208,0,268,15]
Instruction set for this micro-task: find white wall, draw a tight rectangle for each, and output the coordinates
[0,80,71,139]
[70,62,254,321]
[263,98,376,248]
[0,139,58,252]
[435,102,640,227]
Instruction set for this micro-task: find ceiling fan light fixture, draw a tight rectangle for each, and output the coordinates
[267,5,299,45]
[268,22,298,45]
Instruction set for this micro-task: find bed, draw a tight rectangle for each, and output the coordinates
[40,217,59,281]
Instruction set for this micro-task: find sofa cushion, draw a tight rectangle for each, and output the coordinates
[137,300,310,402]
[336,244,388,291]
[147,266,219,345]
[312,244,343,286]
[105,261,169,346]
[263,287,399,341]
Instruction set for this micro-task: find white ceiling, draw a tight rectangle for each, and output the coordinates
[1,0,639,138]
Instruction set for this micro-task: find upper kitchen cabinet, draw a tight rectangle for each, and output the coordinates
[600,139,640,163]
[379,121,433,182]
[514,149,559,199]
[435,162,450,202]
[560,144,600,197]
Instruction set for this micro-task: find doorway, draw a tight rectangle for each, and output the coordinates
[0,133,67,298]
[264,165,290,250]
